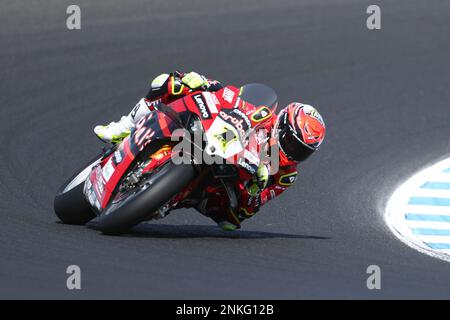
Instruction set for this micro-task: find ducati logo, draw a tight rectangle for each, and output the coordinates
[213,126,238,153]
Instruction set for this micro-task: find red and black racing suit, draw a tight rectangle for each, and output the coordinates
[144,71,299,229]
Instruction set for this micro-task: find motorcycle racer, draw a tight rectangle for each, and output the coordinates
[94,71,326,231]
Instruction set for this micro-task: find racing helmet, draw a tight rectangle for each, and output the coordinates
[276,102,326,162]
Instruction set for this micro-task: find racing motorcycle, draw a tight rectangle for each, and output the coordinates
[54,83,278,235]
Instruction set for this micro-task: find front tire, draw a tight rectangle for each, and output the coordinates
[97,161,196,235]
[54,156,100,225]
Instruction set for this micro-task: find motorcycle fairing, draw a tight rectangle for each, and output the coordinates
[85,110,181,211]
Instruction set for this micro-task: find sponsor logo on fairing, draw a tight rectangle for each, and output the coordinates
[113,150,123,164]
[244,149,260,166]
[232,109,252,127]
[202,92,219,113]
[222,87,235,103]
[238,158,257,175]
[132,113,156,152]
[219,110,249,139]
[102,158,115,182]
[96,176,104,195]
[193,94,212,119]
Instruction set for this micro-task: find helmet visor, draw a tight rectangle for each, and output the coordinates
[279,127,315,162]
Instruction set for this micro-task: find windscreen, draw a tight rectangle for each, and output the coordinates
[238,83,278,112]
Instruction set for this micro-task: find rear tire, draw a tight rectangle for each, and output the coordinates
[97,162,196,235]
[54,156,100,225]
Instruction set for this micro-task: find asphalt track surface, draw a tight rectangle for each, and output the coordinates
[1,0,450,299]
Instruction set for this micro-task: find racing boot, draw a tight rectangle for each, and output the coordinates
[94,98,151,144]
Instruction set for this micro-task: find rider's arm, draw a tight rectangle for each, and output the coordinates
[259,165,298,207]
[129,71,223,125]
[230,165,299,227]
[127,71,223,126]
[145,71,223,104]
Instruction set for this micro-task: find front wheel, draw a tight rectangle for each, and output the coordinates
[54,156,100,225]
[97,161,196,235]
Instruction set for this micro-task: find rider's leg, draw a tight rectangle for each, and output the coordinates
[194,196,240,231]
[94,98,152,144]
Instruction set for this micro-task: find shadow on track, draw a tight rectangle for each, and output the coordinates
[122,223,331,240]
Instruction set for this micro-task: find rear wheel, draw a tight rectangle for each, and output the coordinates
[97,161,196,235]
[53,156,100,225]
